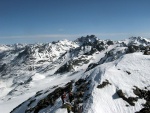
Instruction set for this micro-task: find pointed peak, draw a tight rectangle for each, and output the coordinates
[75,35,98,45]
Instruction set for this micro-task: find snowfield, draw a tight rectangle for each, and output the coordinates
[0,36,150,113]
[87,52,150,113]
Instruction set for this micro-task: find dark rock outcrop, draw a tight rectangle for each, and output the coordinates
[75,79,86,86]
[117,89,138,106]
[144,50,150,55]
[55,56,90,74]
[86,63,99,72]
[55,63,73,74]
[17,46,32,59]
[127,45,140,53]
[0,63,6,72]
[125,71,131,75]
[134,86,150,113]
[97,79,111,89]
[107,40,114,45]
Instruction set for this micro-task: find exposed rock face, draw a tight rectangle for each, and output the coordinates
[17,46,32,59]
[55,56,90,74]
[127,45,140,53]
[75,79,86,86]
[55,63,73,74]
[117,89,138,106]
[136,108,150,113]
[0,63,6,72]
[75,35,98,46]
[125,71,131,75]
[134,86,150,113]
[97,79,111,89]
[107,40,114,45]
[75,35,111,54]
[86,63,99,72]
[144,50,150,55]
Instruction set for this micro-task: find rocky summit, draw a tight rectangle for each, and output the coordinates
[0,35,150,113]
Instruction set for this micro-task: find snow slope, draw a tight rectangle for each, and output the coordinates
[86,52,150,113]
[0,35,150,113]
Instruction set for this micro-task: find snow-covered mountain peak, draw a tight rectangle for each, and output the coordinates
[124,36,150,46]
[75,35,98,46]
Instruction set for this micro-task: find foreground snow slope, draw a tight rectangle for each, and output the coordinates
[0,36,150,113]
[86,52,150,113]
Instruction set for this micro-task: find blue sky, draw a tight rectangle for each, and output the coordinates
[0,0,150,44]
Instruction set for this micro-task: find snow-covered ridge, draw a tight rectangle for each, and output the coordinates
[121,36,150,46]
[0,36,150,113]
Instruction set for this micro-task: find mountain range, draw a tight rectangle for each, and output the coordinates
[0,35,150,113]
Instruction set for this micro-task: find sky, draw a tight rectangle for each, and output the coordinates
[0,0,150,44]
